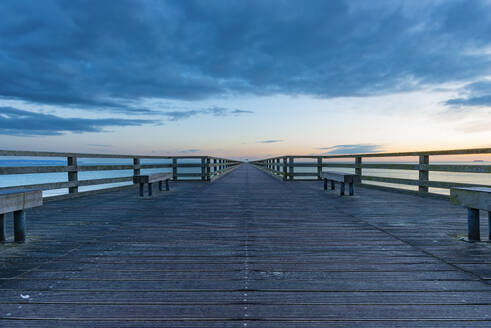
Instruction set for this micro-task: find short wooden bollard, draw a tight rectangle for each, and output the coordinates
[0,189,43,243]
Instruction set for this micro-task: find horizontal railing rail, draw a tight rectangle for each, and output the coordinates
[0,150,241,198]
[251,147,491,197]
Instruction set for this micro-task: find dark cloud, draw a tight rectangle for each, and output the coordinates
[0,107,151,136]
[161,107,251,121]
[445,80,491,107]
[319,144,382,155]
[1,0,491,114]
[231,109,253,114]
[258,140,283,144]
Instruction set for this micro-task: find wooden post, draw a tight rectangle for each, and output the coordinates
[0,213,5,242]
[13,210,26,243]
[317,157,322,180]
[172,158,178,181]
[288,156,294,181]
[419,155,429,193]
[355,156,362,185]
[467,208,480,241]
[487,212,491,241]
[201,157,206,181]
[276,158,280,173]
[133,158,141,181]
[213,158,217,174]
[206,157,211,181]
[489,212,491,241]
[282,156,287,181]
[67,156,78,194]
[340,183,345,196]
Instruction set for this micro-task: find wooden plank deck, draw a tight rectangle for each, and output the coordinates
[0,163,490,327]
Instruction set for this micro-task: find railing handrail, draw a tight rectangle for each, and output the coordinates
[252,147,491,161]
[0,151,242,198]
[251,147,490,198]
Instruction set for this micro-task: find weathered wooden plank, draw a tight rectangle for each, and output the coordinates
[0,189,43,214]
[450,187,491,211]
[133,173,173,184]
[320,172,356,183]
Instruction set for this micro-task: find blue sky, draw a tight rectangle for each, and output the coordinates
[0,0,490,160]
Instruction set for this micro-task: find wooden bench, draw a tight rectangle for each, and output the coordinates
[133,173,172,197]
[0,189,43,243]
[450,187,491,242]
[320,172,357,196]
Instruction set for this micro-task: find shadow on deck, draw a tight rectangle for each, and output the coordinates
[1,164,490,327]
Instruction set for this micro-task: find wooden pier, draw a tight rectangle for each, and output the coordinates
[1,163,491,327]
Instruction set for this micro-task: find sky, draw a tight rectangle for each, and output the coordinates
[0,0,490,160]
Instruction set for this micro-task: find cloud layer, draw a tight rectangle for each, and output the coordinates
[319,144,382,155]
[445,80,491,108]
[0,107,150,136]
[1,0,491,115]
[258,140,283,144]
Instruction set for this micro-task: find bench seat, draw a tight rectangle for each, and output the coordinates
[134,173,172,197]
[320,172,357,196]
[450,187,491,241]
[1,189,43,243]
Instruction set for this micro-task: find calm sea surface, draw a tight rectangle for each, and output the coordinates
[0,158,490,197]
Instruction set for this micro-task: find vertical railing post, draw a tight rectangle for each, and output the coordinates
[355,156,362,185]
[282,156,287,181]
[276,158,280,173]
[201,157,206,181]
[419,155,429,193]
[317,157,322,180]
[133,157,141,178]
[206,157,211,181]
[0,213,6,242]
[288,156,294,181]
[213,158,217,175]
[172,158,178,181]
[67,156,78,194]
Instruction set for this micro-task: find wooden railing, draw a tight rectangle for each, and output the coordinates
[251,148,491,197]
[0,150,241,198]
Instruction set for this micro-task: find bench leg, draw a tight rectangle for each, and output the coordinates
[340,182,345,196]
[165,179,170,191]
[148,183,152,197]
[139,183,144,197]
[159,181,163,192]
[330,181,335,190]
[323,179,327,191]
[14,210,26,243]
[349,183,354,196]
[467,208,480,241]
[0,213,5,242]
[488,211,491,241]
